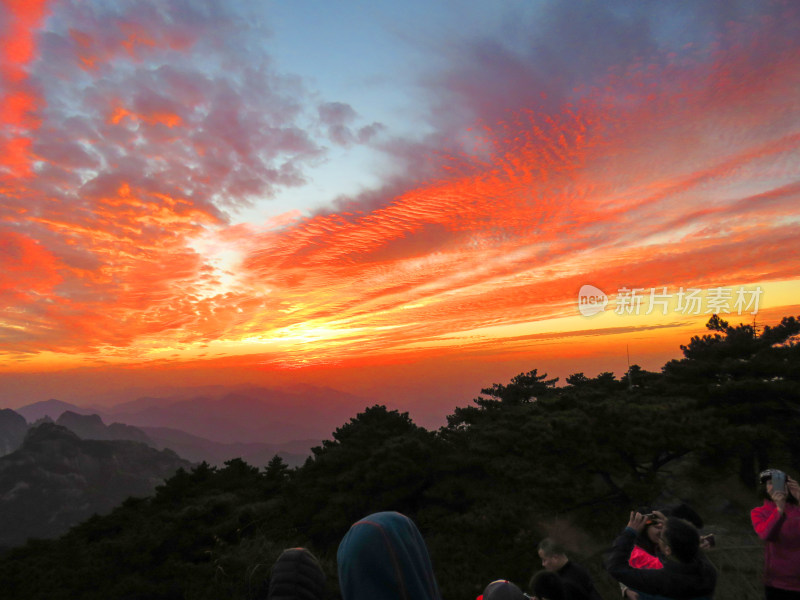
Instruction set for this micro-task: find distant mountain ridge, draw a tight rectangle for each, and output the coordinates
[14,383,369,445]
[0,423,191,548]
[55,411,153,445]
[10,384,352,466]
[14,399,95,423]
[140,425,312,468]
[101,384,368,444]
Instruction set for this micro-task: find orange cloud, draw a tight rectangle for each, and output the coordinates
[68,16,198,72]
[109,103,183,128]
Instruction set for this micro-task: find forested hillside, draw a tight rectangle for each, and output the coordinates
[0,316,797,599]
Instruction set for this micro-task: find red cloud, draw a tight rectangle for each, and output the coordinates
[0,0,49,81]
[0,229,61,297]
[0,0,49,177]
[109,103,183,128]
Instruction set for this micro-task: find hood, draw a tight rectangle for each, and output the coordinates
[337,511,441,600]
[268,547,326,600]
[482,580,528,600]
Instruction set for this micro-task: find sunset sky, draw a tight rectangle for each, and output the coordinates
[1,0,799,427]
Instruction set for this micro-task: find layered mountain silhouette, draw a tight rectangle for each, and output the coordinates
[139,425,312,467]
[0,405,315,549]
[5,404,316,468]
[56,411,153,445]
[0,385,362,548]
[0,409,27,456]
[13,384,367,445]
[14,399,96,423]
[0,423,191,548]
[102,384,368,444]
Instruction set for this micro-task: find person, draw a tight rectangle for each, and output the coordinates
[629,504,707,571]
[619,509,665,600]
[667,504,715,552]
[479,579,529,600]
[537,538,603,600]
[337,511,441,600]
[605,512,716,600]
[630,509,666,570]
[267,547,326,600]
[751,469,800,599]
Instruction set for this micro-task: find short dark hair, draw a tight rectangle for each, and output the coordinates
[663,517,699,563]
[537,538,566,557]
[667,503,703,529]
[529,570,565,600]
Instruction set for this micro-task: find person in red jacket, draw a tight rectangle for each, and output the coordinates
[620,510,666,599]
[751,469,800,599]
[630,510,666,570]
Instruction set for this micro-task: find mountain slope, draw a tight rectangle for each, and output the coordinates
[0,410,27,457]
[0,423,191,548]
[140,425,313,467]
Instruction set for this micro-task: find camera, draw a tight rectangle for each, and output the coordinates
[760,469,787,493]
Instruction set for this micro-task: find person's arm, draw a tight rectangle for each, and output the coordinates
[788,477,800,504]
[622,587,639,600]
[751,495,787,541]
[751,504,783,541]
[620,583,640,600]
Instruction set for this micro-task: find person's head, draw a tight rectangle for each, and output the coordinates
[759,468,799,504]
[481,579,527,600]
[529,570,565,600]
[633,507,663,555]
[667,503,704,529]
[268,547,326,600]
[658,517,700,564]
[337,511,440,600]
[537,538,568,572]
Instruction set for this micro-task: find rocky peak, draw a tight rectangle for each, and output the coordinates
[0,409,28,457]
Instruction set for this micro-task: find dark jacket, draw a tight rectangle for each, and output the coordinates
[605,527,716,600]
[268,547,326,600]
[337,511,441,600]
[557,561,603,600]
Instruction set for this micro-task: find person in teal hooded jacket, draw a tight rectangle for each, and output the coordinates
[337,511,442,600]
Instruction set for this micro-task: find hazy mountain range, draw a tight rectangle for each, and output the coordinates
[0,383,370,548]
[0,423,192,548]
[6,404,327,471]
[13,383,371,445]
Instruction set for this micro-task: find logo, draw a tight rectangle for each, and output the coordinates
[578,285,608,316]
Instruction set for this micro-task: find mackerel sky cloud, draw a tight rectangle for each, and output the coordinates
[1,0,799,414]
